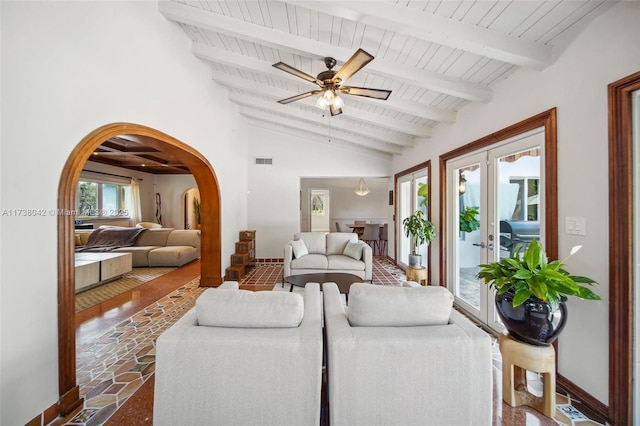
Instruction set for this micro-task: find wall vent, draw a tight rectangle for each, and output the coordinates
[255,158,273,165]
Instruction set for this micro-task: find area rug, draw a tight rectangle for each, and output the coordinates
[75,267,176,312]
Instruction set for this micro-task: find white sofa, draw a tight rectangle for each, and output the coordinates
[323,282,493,426]
[154,281,323,426]
[284,232,373,281]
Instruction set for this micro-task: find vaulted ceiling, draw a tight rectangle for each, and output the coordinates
[157,0,614,158]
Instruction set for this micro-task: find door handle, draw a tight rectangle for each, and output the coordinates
[472,242,494,250]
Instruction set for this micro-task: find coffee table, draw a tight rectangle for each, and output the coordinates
[284,272,364,303]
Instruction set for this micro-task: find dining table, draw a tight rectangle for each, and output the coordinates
[346,224,385,236]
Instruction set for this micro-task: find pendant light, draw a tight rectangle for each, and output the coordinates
[354,178,370,196]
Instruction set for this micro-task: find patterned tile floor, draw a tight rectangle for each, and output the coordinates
[63,257,604,426]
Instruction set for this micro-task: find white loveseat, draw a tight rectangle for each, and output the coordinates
[284,232,373,281]
[154,281,323,426]
[323,282,493,425]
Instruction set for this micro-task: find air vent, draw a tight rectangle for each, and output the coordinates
[255,158,273,165]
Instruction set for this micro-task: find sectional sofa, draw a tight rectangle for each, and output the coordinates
[75,226,201,267]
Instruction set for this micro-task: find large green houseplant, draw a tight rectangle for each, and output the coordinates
[477,239,600,345]
[402,210,435,269]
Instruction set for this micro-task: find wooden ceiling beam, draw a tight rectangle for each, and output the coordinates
[283,1,553,70]
[195,42,456,124]
[159,0,492,101]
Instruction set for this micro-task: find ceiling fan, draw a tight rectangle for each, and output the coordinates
[272,48,392,116]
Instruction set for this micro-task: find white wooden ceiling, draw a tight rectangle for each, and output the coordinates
[159,0,614,158]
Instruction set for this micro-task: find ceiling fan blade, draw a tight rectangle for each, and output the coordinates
[277,90,322,104]
[329,105,343,116]
[273,62,323,86]
[340,86,392,100]
[333,49,374,83]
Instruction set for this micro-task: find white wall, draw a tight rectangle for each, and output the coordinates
[248,125,392,258]
[0,2,248,424]
[301,177,390,232]
[153,174,198,229]
[391,2,640,405]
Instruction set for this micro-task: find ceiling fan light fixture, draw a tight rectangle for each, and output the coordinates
[333,93,344,109]
[354,178,370,196]
[315,96,329,109]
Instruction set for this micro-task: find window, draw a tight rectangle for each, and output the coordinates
[77,178,131,218]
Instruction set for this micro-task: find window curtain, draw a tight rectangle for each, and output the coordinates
[130,178,143,225]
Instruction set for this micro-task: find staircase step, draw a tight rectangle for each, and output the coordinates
[225,264,246,281]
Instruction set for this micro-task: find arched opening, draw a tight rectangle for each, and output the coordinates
[57,123,222,414]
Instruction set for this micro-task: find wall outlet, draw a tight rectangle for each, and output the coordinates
[565,216,586,236]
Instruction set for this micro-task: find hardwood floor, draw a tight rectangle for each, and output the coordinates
[64,259,603,426]
[75,260,201,346]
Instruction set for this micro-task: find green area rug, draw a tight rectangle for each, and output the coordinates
[75,267,176,312]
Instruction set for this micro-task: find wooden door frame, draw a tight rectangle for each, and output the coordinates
[439,108,558,285]
[56,123,223,415]
[608,70,640,425]
[393,161,431,281]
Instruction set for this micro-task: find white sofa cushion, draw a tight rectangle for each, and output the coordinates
[343,241,365,260]
[327,232,358,255]
[291,254,329,270]
[290,239,308,258]
[347,283,454,327]
[294,232,327,255]
[327,254,366,271]
[196,288,304,328]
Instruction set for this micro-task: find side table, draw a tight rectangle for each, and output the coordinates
[499,334,556,418]
[405,266,428,285]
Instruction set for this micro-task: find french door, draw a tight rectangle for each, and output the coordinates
[447,130,543,332]
[397,170,428,269]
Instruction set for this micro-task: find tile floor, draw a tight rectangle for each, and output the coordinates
[61,257,604,426]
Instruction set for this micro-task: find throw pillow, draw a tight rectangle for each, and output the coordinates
[75,234,82,246]
[347,283,454,327]
[343,241,364,260]
[196,288,304,328]
[291,239,308,258]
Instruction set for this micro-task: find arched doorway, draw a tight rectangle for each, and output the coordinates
[56,123,222,414]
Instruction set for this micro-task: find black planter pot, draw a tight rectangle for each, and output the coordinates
[494,292,568,346]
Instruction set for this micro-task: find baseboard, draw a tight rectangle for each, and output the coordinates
[557,374,609,424]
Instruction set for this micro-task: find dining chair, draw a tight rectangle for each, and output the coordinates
[336,222,350,233]
[361,223,380,255]
[379,223,388,257]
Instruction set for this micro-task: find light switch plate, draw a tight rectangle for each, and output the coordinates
[565,216,586,236]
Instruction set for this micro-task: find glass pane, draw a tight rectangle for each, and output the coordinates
[399,179,412,265]
[102,184,118,216]
[498,148,540,259]
[121,186,131,217]
[456,164,481,310]
[415,175,428,263]
[78,181,98,217]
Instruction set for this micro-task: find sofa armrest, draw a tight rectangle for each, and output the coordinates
[217,281,239,290]
[362,243,373,281]
[283,242,293,278]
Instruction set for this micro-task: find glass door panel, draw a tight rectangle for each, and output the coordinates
[450,156,485,319]
[397,170,428,269]
[448,130,543,332]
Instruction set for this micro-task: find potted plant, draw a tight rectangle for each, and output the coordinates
[459,206,480,233]
[477,239,601,346]
[193,197,201,229]
[402,210,436,269]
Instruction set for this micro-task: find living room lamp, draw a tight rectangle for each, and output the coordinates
[354,178,370,196]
